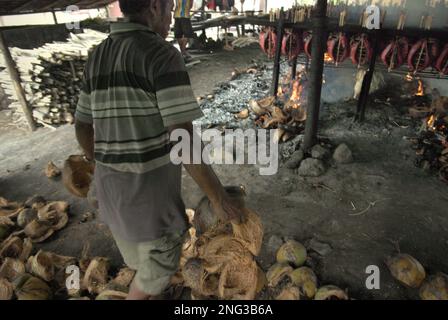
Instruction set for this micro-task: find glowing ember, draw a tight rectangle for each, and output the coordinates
[405,73,413,82]
[416,80,424,96]
[427,114,436,130]
[324,53,334,63]
[290,80,303,102]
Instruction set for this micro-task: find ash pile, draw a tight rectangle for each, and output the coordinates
[0,30,107,128]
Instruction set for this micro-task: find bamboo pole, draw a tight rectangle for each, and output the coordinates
[0,31,36,131]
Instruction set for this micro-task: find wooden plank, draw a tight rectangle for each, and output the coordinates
[271,9,285,97]
[0,31,36,131]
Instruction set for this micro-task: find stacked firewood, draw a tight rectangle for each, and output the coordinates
[0,30,107,128]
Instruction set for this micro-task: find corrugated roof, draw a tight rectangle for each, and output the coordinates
[0,0,116,15]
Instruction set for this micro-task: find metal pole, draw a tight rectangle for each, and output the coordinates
[271,8,285,97]
[52,10,58,24]
[291,56,298,80]
[0,31,36,131]
[303,0,328,151]
[355,32,380,122]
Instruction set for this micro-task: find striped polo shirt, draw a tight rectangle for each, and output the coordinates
[174,0,193,18]
[75,22,203,174]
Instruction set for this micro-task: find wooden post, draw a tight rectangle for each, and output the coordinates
[271,8,285,97]
[0,31,36,131]
[291,56,298,80]
[355,32,380,122]
[303,0,327,151]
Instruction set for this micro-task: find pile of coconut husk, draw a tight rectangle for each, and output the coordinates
[386,251,448,300]
[176,186,265,300]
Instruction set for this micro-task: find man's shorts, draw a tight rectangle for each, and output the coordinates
[112,230,186,296]
[174,18,194,39]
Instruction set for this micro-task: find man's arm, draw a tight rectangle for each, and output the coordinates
[169,122,245,223]
[75,120,95,161]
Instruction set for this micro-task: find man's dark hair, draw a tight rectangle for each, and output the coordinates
[119,0,167,16]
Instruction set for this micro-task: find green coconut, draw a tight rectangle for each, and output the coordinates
[266,263,293,287]
[420,273,448,300]
[289,267,318,299]
[276,240,307,268]
[386,254,426,288]
[314,285,348,300]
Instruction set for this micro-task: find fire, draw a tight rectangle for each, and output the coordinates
[427,114,436,130]
[405,73,413,82]
[324,53,334,63]
[290,80,303,102]
[416,80,424,96]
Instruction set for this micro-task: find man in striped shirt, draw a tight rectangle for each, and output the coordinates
[75,0,243,300]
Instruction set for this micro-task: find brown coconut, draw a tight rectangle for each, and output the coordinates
[256,266,267,294]
[419,273,448,300]
[62,155,95,198]
[266,263,294,287]
[314,285,349,300]
[24,196,46,210]
[0,197,23,219]
[96,290,128,300]
[82,257,109,294]
[386,254,426,288]
[13,273,52,300]
[111,267,136,288]
[0,235,33,261]
[182,258,207,293]
[37,201,69,231]
[0,216,14,240]
[17,208,37,229]
[231,208,263,256]
[27,250,56,282]
[276,240,307,268]
[24,220,54,243]
[0,258,26,281]
[0,278,14,300]
[218,258,258,300]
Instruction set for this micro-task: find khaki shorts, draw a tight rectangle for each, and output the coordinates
[112,231,186,296]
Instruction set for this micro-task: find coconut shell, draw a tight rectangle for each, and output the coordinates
[62,155,95,198]
[96,290,128,300]
[419,273,448,300]
[218,258,258,300]
[0,235,33,261]
[24,220,54,243]
[82,257,109,294]
[24,196,46,210]
[0,197,23,219]
[45,162,61,178]
[386,254,426,288]
[111,267,136,288]
[314,285,348,300]
[276,240,307,268]
[276,286,301,300]
[266,263,293,287]
[17,208,37,229]
[37,201,69,231]
[13,273,52,300]
[289,267,318,299]
[0,258,26,281]
[231,208,263,256]
[27,250,55,282]
[0,278,14,300]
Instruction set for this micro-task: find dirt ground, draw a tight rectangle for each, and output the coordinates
[1,46,448,300]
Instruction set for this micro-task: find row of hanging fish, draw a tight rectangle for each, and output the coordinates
[259,28,448,75]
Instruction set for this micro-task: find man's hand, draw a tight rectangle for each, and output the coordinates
[210,192,247,225]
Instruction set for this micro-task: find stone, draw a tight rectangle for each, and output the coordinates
[309,239,332,256]
[298,158,326,177]
[285,149,305,169]
[333,144,353,164]
[311,145,330,160]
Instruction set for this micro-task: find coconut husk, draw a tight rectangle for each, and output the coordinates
[386,254,426,288]
[49,252,77,270]
[17,208,37,229]
[62,155,95,198]
[0,217,14,240]
[0,258,26,281]
[419,273,448,300]
[0,197,23,219]
[276,240,307,268]
[45,162,61,178]
[218,258,258,300]
[111,267,135,288]
[24,196,46,211]
[82,257,109,294]
[314,285,348,300]
[266,263,294,287]
[231,209,263,256]
[0,278,14,300]
[256,266,267,294]
[13,273,52,300]
[0,235,33,261]
[276,286,301,300]
[198,234,253,274]
[27,250,56,282]
[96,290,128,300]
[289,267,318,299]
[182,258,207,293]
[37,201,69,231]
[24,220,54,243]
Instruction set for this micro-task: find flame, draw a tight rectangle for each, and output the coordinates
[427,114,436,130]
[416,80,424,96]
[324,53,334,63]
[277,86,284,97]
[290,80,303,101]
[405,73,413,82]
